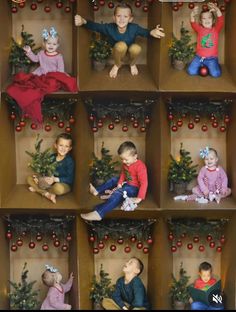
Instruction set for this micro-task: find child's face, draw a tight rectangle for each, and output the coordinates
[204,151,218,169]
[113,8,133,30]
[55,272,62,284]
[55,138,72,157]
[120,150,137,166]
[123,258,140,275]
[201,12,213,29]
[199,269,212,283]
[45,36,59,54]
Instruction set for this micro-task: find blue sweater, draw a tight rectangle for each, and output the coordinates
[85,21,150,46]
[53,154,75,187]
[112,276,150,309]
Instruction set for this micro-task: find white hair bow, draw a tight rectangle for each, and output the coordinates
[42,27,58,40]
[45,264,58,273]
[199,146,209,159]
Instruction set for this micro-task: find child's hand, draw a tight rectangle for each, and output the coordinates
[23,45,31,53]
[117,184,122,188]
[208,2,222,16]
[191,6,199,20]
[70,272,74,279]
[130,197,142,204]
[74,14,86,26]
[189,297,193,304]
[65,304,72,310]
[150,25,165,39]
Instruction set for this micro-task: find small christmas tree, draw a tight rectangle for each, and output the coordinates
[168,143,198,185]
[89,142,119,186]
[9,25,40,74]
[9,262,40,310]
[90,264,115,305]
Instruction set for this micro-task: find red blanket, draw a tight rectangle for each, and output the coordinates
[7,72,78,124]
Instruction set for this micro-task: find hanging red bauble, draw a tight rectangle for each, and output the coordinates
[201,124,208,132]
[31,123,37,130]
[108,123,114,130]
[193,236,199,243]
[89,234,96,243]
[209,241,215,248]
[135,1,142,8]
[62,244,69,252]
[15,125,22,132]
[42,243,49,251]
[199,65,209,77]
[147,236,153,245]
[133,121,139,128]
[124,246,131,253]
[199,245,205,252]
[10,112,16,120]
[224,0,231,3]
[92,126,98,132]
[145,116,150,124]
[130,115,135,122]
[143,247,149,254]
[143,5,149,12]
[117,237,124,245]
[188,122,194,130]
[65,126,72,133]
[98,241,105,249]
[171,124,178,132]
[140,126,146,133]
[6,230,13,240]
[122,125,128,132]
[58,121,65,128]
[45,124,52,132]
[56,1,63,9]
[210,114,215,121]
[110,244,117,252]
[19,2,25,8]
[224,115,230,123]
[97,120,103,128]
[130,235,137,243]
[44,6,51,13]
[11,244,18,252]
[93,5,99,11]
[104,234,109,241]
[99,0,105,6]
[136,241,143,250]
[177,119,183,127]
[19,119,26,127]
[36,233,43,242]
[11,6,18,13]
[171,246,177,253]
[206,234,212,242]
[181,232,186,238]
[93,247,99,254]
[194,115,200,123]
[69,116,76,124]
[216,246,222,253]
[37,0,44,3]
[220,125,226,132]
[52,115,58,122]
[64,6,71,13]
[52,232,57,240]
[176,240,182,248]
[54,239,61,247]
[114,117,120,124]
[89,114,95,121]
[168,113,174,120]
[220,235,226,244]
[187,243,193,250]
[212,121,218,128]
[22,231,27,237]
[17,238,23,247]
[66,233,72,242]
[108,1,114,9]
[202,4,208,11]
[29,241,36,249]
[172,4,179,11]
[168,233,174,241]
[220,4,226,12]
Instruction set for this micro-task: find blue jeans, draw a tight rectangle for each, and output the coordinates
[187,55,221,78]
[95,177,139,218]
[191,302,224,310]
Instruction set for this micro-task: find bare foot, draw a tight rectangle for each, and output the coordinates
[109,65,119,78]
[80,211,102,221]
[100,194,111,200]
[44,192,56,204]
[89,183,98,196]
[130,64,139,76]
[28,186,36,193]
[32,174,39,185]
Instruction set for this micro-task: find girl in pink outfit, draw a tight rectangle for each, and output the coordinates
[41,265,74,310]
[23,27,64,76]
[175,147,231,204]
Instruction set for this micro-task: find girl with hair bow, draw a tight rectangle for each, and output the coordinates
[41,264,74,310]
[23,26,65,75]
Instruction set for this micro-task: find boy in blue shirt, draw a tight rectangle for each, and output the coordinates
[27,133,75,204]
[75,3,165,78]
[102,257,150,310]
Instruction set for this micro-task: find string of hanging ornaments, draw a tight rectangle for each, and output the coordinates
[7,95,77,133]
[85,98,153,133]
[4,215,75,253]
[167,218,229,253]
[10,0,76,14]
[89,0,154,12]
[85,219,156,255]
[167,98,232,133]
[171,0,230,13]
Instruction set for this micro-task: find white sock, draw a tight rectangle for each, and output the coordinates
[174,195,188,201]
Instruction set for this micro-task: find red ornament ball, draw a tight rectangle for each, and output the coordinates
[224,115,230,123]
[52,115,58,122]
[93,5,99,11]
[108,1,114,9]
[168,113,174,120]
[216,246,222,253]
[117,237,124,245]
[11,244,18,252]
[58,121,65,128]
[97,120,103,128]
[145,116,150,124]
[220,125,226,132]
[143,247,149,254]
[42,244,49,251]
[89,114,95,121]
[36,233,43,242]
[172,4,179,11]
[92,126,98,133]
[140,126,146,133]
[17,238,23,247]
[19,119,26,127]
[124,246,131,253]
[66,233,72,242]
[130,235,137,243]
[187,243,193,250]
[65,126,72,133]
[15,125,22,132]
[44,6,51,13]
[114,118,120,124]
[133,121,139,128]
[209,241,216,248]
[220,235,226,244]
[177,119,183,127]
[45,124,52,132]
[19,2,25,8]
[188,122,194,130]
[193,236,200,243]
[98,241,105,249]
[104,234,109,241]
[110,244,117,252]
[136,241,143,249]
[52,232,57,240]
[89,234,96,243]
[188,0,194,6]
[11,6,18,13]
[168,233,174,241]
[224,0,231,3]
[31,123,37,130]
[199,245,205,252]
[6,230,13,240]
[206,234,213,242]
[171,246,177,253]
[212,121,219,128]
[143,5,149,12]
[220,5,226,12]
[176,240,182,248]
[56,1,63,9]
[99,0,105,6]
[108,123,114,130]
[29,241,36,249]
[199,66,209,77]
[147,236,153,245]
[194,115,200,123]
[69,116,76,124]
[54,239,61,247]
[201,124,208,132]
[178,2,184,7]
[122,125,128,132]
[61,244,69,252]
[10,113,16,120]
[171,125,178,132]
[135,1,142,8]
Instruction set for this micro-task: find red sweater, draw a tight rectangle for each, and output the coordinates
[191,15,224,58]
[118,160,148,200]
[194,277,217,290]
